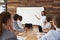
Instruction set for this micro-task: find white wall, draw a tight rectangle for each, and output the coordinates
[0,0,4,3]
[0,5,5,13]
[17,7,44,25]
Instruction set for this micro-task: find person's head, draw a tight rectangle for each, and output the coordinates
[1,12,12,30]
[25,24,32,31]
[52,15,60,29]
[19,16,23,21]
[13,14,19,21]
[41,11,46,16]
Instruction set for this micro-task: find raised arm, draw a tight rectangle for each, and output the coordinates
[35,14,40,20]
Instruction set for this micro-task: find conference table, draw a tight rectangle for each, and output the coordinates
[17,31,46,40]
[16,25,46,40]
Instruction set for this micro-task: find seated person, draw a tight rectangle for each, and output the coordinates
[41,15,60,40]
[13,14,24,32]
[24,24,33,32]
[23,24,37,40]
[0,12,17,40]
[43,17,51,33]
[17,16,24,28]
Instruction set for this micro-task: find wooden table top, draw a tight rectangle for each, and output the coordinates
[15,25,47,40]
[16,30,46,40]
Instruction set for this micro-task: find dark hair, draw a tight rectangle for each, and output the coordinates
[25,24,32,29]
[53,15,60,28]
[19,16,22,21]
[46,16,51,22]
[1,12,11,24]
[0,12,11,36]
[0,14,3,36]
[41,11,46,16]
[13,14,19,21]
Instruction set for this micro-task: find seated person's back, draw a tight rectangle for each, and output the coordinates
[13,14,24,32]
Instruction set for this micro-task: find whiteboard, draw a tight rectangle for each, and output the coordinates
[17,7,44,25]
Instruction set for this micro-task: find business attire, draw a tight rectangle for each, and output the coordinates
[35,13,46,32]
[35,13,46,27]
[38,16,46,32]
[13,20,24,32]
[41,28,60,40]
[40,16,46,29]
[0,29,17,40]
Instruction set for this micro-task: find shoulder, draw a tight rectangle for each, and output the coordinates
[45,30,55,38]
[41,30,55,40]
[7,32,17,40]
[43,16,46,18]
[46,30,55,35]
[3,30,17,40]
[41,35,47,40]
